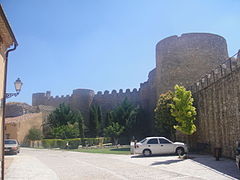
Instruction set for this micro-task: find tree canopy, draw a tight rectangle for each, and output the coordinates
[111,98,139,138]
[104,122,125,145]
[88,105,101,137]
[45,103,84,139]
[47,103,81,128]
[170,85,197,135]
[154,91,177,140]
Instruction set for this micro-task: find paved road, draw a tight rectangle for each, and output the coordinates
[5,148,239,180]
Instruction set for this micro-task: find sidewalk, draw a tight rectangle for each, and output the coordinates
[5,154,59,180]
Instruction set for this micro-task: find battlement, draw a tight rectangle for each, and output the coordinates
[189,51,240,93]
[32,87,140,107]
[32,91,71,107]
[95,88,139,97]
[155,32,228,94]
[32,32,231,135]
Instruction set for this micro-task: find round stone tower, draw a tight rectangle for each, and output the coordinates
[155,33,228,95]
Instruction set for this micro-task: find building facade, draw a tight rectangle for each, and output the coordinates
[0,5,17,158]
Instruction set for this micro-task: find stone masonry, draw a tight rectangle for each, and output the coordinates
[32,33,228,134]
[32,33,240,157]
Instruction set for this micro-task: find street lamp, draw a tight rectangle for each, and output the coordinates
[5,78,23,99]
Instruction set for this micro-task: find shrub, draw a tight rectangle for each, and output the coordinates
[27,128,43,141]
[68,138,80,149]
[51,123,79,139]
[42,139,55,148]
[56,139,67,149]
[41,137,111,149]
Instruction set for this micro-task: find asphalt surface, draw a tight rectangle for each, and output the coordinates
[5,148,240,180]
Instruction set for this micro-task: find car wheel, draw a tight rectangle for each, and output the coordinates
[176,147,184,156]
[143,149,152,157]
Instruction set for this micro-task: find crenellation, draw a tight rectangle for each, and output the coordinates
[104,90,109,95]
[132,88,138,93]
[97,91,102,95]
[111,90,117,94]
[32,33,238,156]
[125,89,130,93]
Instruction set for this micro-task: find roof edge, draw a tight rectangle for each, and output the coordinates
[0,4,18,46]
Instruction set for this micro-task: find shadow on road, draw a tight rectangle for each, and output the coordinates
[191,155,239,179]
[151,159,183,165]
[131,154,178,158]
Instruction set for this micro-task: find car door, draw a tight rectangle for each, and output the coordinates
[158,138,174,154]
[146,138,160,154]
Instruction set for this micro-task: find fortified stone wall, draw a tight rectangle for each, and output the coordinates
[32,33,234,148]
[138,68,157,134]
[93,88,140,115]
[32,91,71,107]
[179,52,240,158]
[5,102,38,118]
[156,33,228,95]
[5,113,44,144]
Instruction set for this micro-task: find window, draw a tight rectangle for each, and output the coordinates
[4,140,17,145]
[159,138,171,144]
[140,138,146,143]
[147,138,158,144]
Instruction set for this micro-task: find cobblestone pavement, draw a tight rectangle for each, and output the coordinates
[5,148,240,180]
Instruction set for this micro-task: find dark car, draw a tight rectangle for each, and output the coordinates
[236,141,240,170]
[4,139,20,155]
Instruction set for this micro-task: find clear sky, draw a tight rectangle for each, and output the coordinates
[1,0,240,104]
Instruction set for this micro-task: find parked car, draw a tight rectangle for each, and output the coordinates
[132,137,188,156]
[4,139,20,155]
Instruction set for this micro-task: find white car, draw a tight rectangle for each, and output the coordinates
[132,137,188,156]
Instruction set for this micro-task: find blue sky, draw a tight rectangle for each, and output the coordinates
[1,0,240,104]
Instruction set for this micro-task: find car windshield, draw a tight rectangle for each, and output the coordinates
[4,140,17,145]
[139,139,146,143]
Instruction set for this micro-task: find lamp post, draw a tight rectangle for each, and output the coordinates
[5,78,23,99]
[1,78,22,180]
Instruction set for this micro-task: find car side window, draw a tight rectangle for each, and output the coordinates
[147,138,158,144]
[159,138,171,144]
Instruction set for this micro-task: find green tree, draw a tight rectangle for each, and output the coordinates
[44,103,84,139]
[47,103,78,128]
[170,85,197,135]
[97,106,103,136]
[75,111,84,138]
[104,111,113,128]
[154,91,177,140]
[27,128,43,141]
[51,123,79,139]
[104,122,125,145]
[112,98,139,138]
[89,105,100,137]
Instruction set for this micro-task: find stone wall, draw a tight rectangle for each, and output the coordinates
[156,33,228,95]
[5,102,38,117]
[5,113,44,144]
[93,88,140,115]
[187,53,240,158]
[31,33,235,148]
